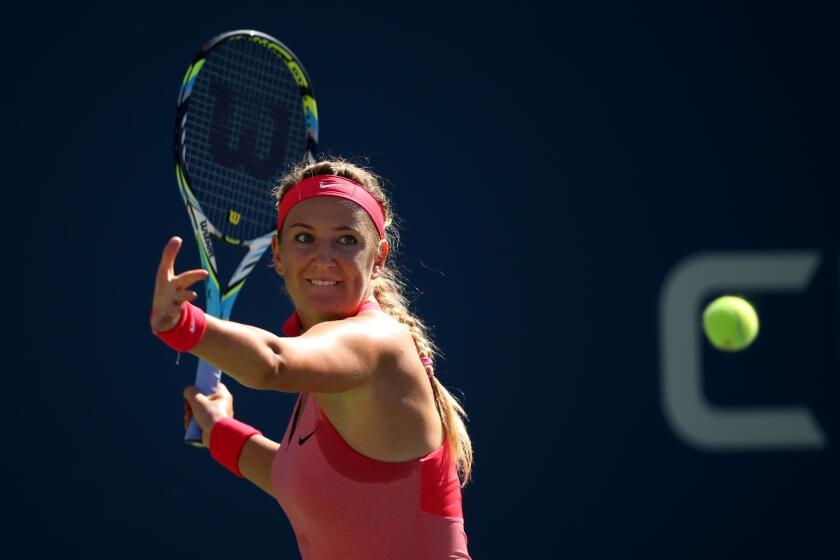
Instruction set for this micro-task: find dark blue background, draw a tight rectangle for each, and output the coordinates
[6,1,839,558]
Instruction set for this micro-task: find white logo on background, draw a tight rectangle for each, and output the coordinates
[659,250,827,452]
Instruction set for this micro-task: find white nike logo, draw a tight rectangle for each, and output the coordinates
[319,182,329,189]
[189,320,195,334]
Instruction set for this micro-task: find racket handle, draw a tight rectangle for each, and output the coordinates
[184,359,221,447]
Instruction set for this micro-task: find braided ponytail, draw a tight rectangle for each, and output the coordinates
[371,272,473,485]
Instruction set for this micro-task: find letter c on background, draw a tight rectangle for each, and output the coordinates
[659,251,827,451]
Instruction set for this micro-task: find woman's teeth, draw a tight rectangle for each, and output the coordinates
[309,280,338,286]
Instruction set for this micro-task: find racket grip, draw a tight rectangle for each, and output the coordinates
[184,359,222,447]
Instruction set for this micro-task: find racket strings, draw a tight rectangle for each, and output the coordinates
[183,39,308,241]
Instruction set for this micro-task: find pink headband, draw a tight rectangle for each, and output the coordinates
[277,175,386,239]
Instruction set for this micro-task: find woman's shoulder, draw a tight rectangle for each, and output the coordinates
[334,307,419,371]
[349,306,415,348]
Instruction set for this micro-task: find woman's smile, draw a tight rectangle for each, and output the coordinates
[273,196,382,327]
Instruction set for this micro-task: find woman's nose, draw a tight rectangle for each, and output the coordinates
[312,243,336,266]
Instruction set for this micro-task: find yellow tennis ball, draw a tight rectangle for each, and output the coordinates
[702,295,760,351]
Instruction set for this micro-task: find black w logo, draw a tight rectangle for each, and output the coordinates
[208,79,290,181]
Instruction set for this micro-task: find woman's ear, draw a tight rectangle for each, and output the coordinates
[371,238,389,278]
[271,234,284,277]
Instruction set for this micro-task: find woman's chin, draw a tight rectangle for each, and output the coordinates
[292,283,366,317]
[300,296,357,320]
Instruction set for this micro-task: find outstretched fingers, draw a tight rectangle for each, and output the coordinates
[171,287,199,305]
[156,236,183,286]
[151,237,209,333]
[173,268,210,290]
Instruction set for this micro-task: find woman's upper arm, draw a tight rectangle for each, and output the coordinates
[263,316,402,394]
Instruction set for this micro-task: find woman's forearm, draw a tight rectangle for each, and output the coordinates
[192,317,285,389]
[238,434,281,497]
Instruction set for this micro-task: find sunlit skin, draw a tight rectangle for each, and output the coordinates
[155,194,442,496]
[272,196,389,331]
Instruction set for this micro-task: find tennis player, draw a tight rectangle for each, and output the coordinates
[151,159,472,559]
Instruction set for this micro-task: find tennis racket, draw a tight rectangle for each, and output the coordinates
[173,30,318,446]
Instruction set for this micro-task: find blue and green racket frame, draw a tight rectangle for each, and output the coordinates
[173,30,318,445]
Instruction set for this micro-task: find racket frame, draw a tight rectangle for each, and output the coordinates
[172,29,318,446]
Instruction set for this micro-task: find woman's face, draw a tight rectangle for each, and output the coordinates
[272,197,387,327]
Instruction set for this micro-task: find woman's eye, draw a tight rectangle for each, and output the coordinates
[338,235,358,246]
[293,232,313,243]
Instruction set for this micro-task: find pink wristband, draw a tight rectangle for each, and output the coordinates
[154,301,207,352]
[209,417,262,478]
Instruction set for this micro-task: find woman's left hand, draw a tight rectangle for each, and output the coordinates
[183,383,235,448]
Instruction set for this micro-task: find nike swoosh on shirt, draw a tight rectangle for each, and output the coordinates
[298,427,318,445]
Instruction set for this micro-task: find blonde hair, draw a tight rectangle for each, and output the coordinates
[273,157,473,486]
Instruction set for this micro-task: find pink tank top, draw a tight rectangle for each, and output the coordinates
[271,393,471,559]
